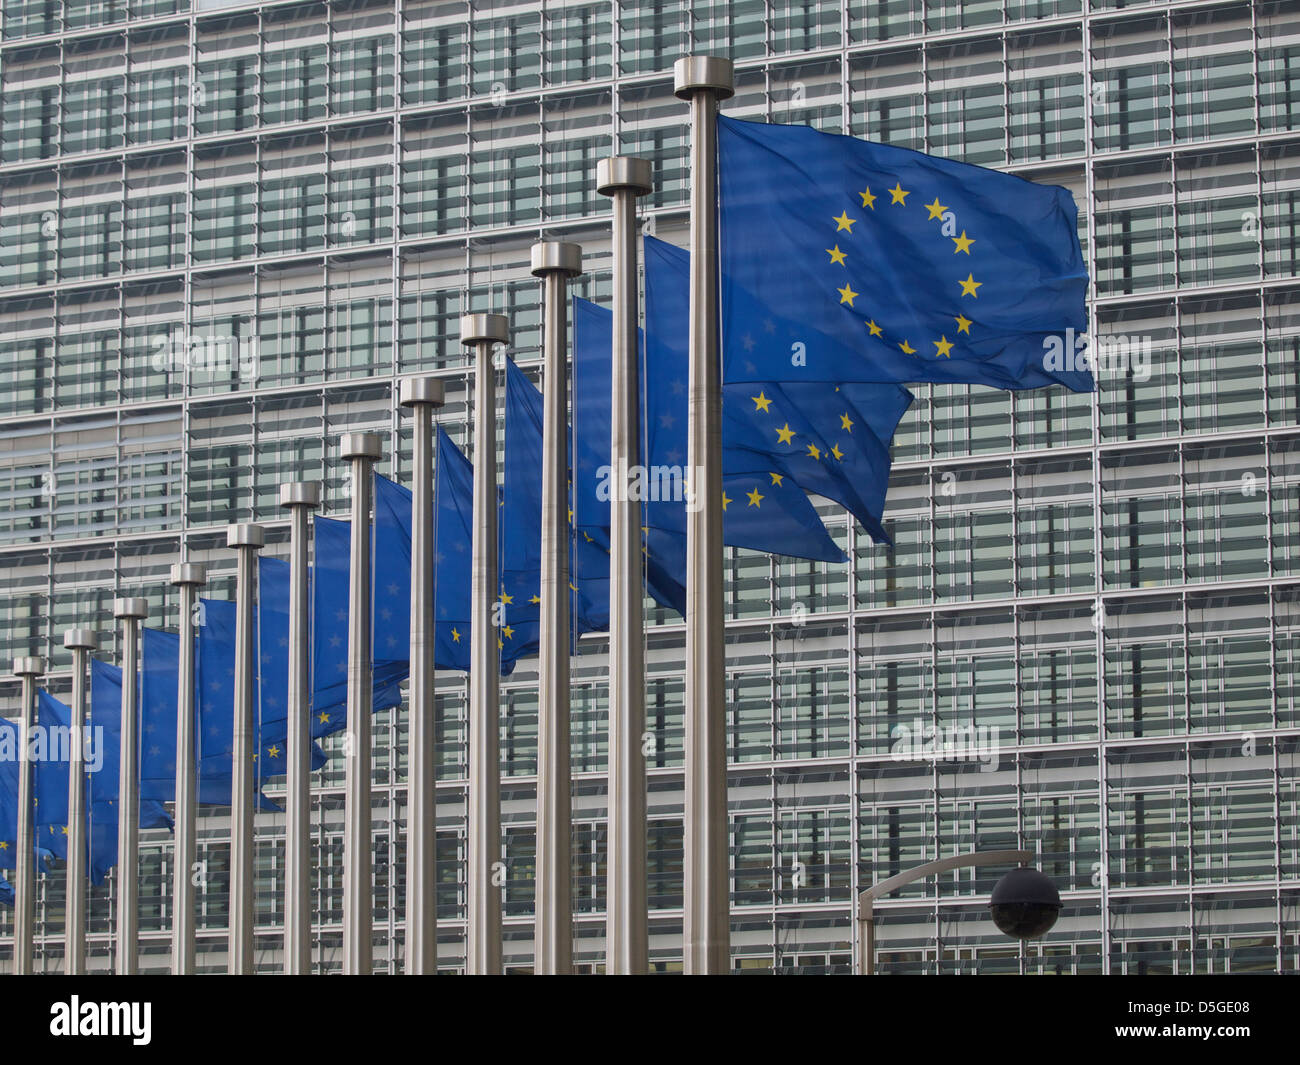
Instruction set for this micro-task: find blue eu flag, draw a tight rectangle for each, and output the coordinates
[373,468,488,673]
[0,717,52,874]
[718,116,1092,393]
[198,599,325,805]
[34,691,71,856]
[500,360,544,670]
[646,235,910,545]
[140,627,181,803]
[502,356,612,662]
[310,514,405,736]
[576,284,847,565]
[34,681,168,884]
[258,556,293,743]
[87,660,172,882]
[434,428,474,672]
[371,479,414,674]
[0,718,21,868]
[571,296,697,616]
[141,625,263,806]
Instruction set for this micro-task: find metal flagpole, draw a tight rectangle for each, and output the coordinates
[280,482,321,975]
[673,55,735,975]
[342,432,383,975]
[113,597,148,975]
[461,312,508,975]
[529,240,582,975]
[63,627,98,975]
[596,157,653,975]
[12,654,44,976]
[398,377,446,975]
[171,561,206,975]
[227,523,265,975]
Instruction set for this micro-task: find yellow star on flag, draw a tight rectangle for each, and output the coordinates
[837,283,858,306]
[317,712,330,724]
[746,488,764,507]
[889,183,909,205]
[934,335,954,357]
[826,245,847,266]
[775,423,796,445]
[959,273,982,298]
[925,198,947,220]
[866,319,883,337]
[721,491,732,510]
[498,592,513,605]
[267,745,280,759]
[899,339,916,354]
[530,595,541,604]
[840,413,854,431]
[451,628,461,643]
[807,443,821,460]
[952,230,974,254]
[954,314,973,334]
[830,444,845,461]
[502,625,514,640]
[769,472,784,486]
[859,187,876,209]
[752,391,772,413]
[833,210,855,232]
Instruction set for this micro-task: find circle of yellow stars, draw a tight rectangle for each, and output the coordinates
[828,183,979,359]
[748,389,855,472]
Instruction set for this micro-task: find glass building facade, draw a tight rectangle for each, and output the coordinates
[1,0,1298,974]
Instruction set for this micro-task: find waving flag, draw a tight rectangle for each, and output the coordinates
[32,686,166,883]
[0,718,24,868]
[645,235,910,544]
[0,717,52,874]
[310,515,405,737]
[87,660,172,882]
[570,297,711,617]
[139,627,180,803]
[718,116,1092,393]
[140,626,253,807]
[258,555,293,742]
[575,293,846,565]
[199,599,325,805]
[433,428,474,671]
[502,357,614,665]
[34,691,72,859]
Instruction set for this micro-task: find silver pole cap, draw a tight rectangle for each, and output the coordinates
[398,377,447,409]
[226,523,266,549]
[170,562,207,587]
[596,156,653,197]
[279,482,322,509]
[459,313,509,347]
[673,55,735,100]
[341,432,384,461]
[12,655,44,679]
[530,241,583,278]
[113,597,149,620]
[63,628,98,651]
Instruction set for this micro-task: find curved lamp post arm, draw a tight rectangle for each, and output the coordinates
[856,849,1033,975]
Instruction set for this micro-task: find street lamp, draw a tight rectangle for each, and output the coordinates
[988,865,1063,939]
[856,849,1061,974]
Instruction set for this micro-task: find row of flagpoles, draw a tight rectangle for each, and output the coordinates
[8,43,1096,973]
[5,57,736,976]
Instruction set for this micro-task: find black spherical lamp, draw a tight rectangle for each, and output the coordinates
[988,866,1061,939]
